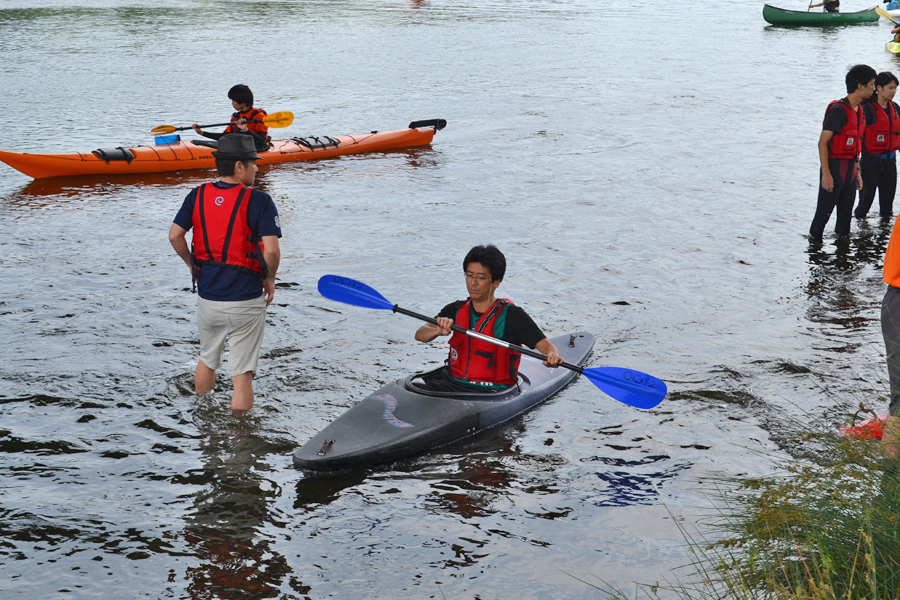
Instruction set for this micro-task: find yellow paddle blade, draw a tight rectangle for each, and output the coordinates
[151,124,177,135]
[262,111,294,128]
[877,6,896,22]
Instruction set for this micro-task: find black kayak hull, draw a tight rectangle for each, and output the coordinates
[293,332,595,471]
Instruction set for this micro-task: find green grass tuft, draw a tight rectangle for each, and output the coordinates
[582,430,900,600]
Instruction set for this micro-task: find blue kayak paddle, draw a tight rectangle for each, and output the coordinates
[317,274,668,410]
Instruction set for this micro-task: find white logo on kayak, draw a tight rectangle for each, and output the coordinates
[372,394,413,428]
[214,196,225,206]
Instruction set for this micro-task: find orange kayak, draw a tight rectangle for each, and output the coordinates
[0,119,446,179]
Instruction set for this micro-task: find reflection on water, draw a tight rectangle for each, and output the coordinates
[184,401,299,600]
[805,220,891,339]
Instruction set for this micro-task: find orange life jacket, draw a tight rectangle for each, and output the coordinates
[448,299,520,388]
[863,101,900,154]
[226,107,271,147]
[191,183,266,277]
[826,99,864,160]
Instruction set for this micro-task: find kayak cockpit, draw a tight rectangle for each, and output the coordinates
[403,367,531,401]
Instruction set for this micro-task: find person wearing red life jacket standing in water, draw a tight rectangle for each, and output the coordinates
[414,245,563,393]
[856,71,900,221]
[168,135,282,412]
[809,64,876,243]
[192,84,272,152]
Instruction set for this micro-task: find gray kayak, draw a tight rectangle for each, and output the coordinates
[293,332,595,471]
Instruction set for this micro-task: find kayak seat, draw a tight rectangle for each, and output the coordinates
[292,136,340,150]
[404,368,529,401]
[92,147,134,164]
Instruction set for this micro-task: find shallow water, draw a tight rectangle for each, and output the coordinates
[0,0,897,597]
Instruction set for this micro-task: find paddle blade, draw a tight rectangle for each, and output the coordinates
[877,6,896,22]
[583,366,667,410]
[151,125,177,135]
[317,275,395,310]
[263,111,294,128]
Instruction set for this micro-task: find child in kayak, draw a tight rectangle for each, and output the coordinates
[856,71,900,220]
[192,84,271,152]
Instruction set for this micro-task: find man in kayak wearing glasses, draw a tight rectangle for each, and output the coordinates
[192,84,271,152]
[414,244,563,392]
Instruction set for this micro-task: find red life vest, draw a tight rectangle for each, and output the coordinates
[225,108,272,144]
[863,101,900,154]
[825,99,864,160]
[191,183,266,277]
[448,299,520,388]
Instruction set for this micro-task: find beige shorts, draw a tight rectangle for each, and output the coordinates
[197,295,267,377]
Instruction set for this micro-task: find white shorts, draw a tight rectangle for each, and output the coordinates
[197,295,267,377]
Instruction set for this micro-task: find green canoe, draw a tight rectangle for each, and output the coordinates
[763,4,879,25]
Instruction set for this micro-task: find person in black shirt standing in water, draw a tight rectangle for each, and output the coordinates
[810,64,876,243]
[856,71,900,220]
[414,245,562,393]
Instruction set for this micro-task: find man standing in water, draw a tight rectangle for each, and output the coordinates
[414,244,563,392]
[881,213,900,453]
[855,71,900,220]
[809,64,876,243]
[168,135,282,412]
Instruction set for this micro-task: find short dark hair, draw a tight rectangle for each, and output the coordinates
[228,84,254,107]
[846,64,876,94]
[215,158,252,177]
[463,244,506,282]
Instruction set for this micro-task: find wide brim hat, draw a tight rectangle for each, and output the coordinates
[211,134,261,160]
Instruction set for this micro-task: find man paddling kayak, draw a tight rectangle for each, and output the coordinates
[414,245,563,392]
[809,0,839,12]
[192,84,272,152]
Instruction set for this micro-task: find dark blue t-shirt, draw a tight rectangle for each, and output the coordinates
[173,181,282,301]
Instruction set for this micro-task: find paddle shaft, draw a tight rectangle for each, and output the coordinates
[172,119,267,133]
[392,305,583,375]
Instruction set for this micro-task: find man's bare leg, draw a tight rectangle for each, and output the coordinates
[195,361,216,394]
[231,371,255,412]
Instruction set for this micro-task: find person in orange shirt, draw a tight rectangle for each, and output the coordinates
[881,219,900,453]
[193,84,271,152]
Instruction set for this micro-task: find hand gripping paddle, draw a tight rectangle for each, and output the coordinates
[317,274,668,410]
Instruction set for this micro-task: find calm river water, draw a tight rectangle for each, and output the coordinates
[0,0,895,598]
